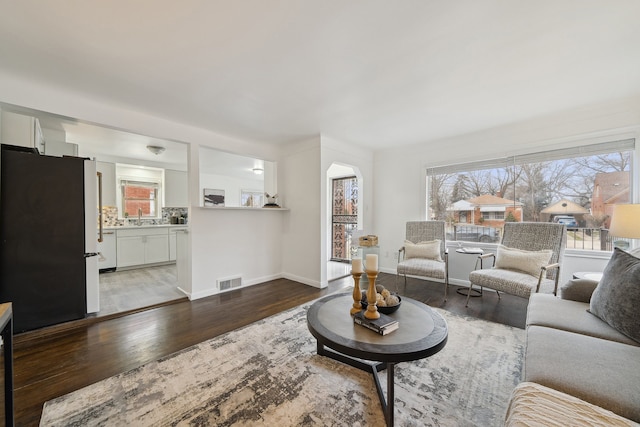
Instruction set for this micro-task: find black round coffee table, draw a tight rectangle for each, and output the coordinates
[307,293,448,427]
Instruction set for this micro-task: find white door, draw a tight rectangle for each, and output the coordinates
[85,160,100,313]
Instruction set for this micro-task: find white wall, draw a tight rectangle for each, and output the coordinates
[321,135,374,281]
[373,95,640,285]
[279,137,323,287]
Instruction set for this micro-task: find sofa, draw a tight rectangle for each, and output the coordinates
[505,248,640,426]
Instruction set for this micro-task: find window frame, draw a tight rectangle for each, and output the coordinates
[425,138,637,253]
[120,179,161,219]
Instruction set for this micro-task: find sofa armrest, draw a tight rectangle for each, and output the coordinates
[559,278,599,303]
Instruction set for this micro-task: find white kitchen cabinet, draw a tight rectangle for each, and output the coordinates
[165,169,188,207]
[169,227,188,261]
[97,161,117,206]
[116,227,169,268]
[1,111,44,151]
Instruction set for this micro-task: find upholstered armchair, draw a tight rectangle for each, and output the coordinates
[465,222,566,307]
[397,221,449,300]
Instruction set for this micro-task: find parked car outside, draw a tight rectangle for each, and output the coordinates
[446,225,501,243]
[553,215,578,229]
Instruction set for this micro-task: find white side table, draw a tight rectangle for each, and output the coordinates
[572,272,603,283]
[456,247,484,297]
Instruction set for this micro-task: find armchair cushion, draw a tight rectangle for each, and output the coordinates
[495,245,553,278]
[397,258,445,279]
[404,239,442,261]
[589,248,640,344]
[469,268,557,298]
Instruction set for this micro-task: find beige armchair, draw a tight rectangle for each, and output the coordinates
[397,221,449,300]
[465,222,566,307]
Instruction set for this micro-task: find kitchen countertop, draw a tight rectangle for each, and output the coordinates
[102,224,189,230]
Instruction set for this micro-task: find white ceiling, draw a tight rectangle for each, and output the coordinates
[1,1,640,151]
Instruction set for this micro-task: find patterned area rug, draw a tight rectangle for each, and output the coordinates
[40,299,524,426]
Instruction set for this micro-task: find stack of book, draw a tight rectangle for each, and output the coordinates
[353,311,399,335]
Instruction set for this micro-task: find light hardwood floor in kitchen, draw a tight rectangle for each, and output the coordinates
[97,264,186,317]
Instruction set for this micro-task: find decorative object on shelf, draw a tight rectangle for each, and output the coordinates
[609,204,640,250]
[203,189,225,207]
[359,235,378,247]
[263,193,280,208]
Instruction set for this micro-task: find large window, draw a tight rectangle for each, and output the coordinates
[427,139,635,250]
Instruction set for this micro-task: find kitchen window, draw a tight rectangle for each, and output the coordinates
[121,180,160,218]
[426,138,636,250]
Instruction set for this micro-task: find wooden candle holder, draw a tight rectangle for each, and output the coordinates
[364,270,380,320]
[350,271,363,315]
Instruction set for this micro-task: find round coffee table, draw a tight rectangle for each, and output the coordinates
[307,293,448,427]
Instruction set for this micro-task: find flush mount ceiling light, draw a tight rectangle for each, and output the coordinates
[252,167,264,175]
[146,145,166,155]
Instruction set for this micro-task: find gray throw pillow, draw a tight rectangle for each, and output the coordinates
[560,278,599,303]
[589,248,640,344]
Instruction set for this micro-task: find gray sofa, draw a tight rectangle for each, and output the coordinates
[505,248,640,426]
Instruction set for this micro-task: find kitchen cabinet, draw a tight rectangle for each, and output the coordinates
[116,227,169,268]
[1,111,44,151]
[169,227,188,261]
[165,169,188,207]
[97,161,117,206]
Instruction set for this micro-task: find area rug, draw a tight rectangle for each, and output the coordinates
[40,298,525,427]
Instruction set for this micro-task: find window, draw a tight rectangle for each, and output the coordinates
[481,211,504,220]
[121,180,160,218]
[427,139,635,250]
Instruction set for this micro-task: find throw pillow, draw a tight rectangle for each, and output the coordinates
[494,245,553,278]
[589,248,640,344]
[559,279,599,303]
[404,239,442,261]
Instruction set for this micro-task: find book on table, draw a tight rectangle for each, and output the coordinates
[353,311,399,335]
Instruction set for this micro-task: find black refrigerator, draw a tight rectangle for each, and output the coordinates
[0,144,99,333]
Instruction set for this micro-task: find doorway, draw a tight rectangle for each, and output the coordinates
[97,265,186,317]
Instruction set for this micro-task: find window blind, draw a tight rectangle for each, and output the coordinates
[426,138,635,175]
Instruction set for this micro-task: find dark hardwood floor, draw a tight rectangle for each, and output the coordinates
[13,273,527,426]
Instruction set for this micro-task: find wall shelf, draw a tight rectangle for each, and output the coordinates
[197,206,289,211]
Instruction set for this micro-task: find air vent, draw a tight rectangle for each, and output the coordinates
[218,276,242,291]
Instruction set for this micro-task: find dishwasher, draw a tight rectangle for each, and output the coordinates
[97,230,117,272]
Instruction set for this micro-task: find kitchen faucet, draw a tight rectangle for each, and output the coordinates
[137,208,142,225]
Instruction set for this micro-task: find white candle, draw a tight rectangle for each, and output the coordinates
[352,257,363,273]
[366,254,378,271]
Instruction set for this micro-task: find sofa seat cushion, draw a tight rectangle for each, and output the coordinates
[505,382,638,427]
[397,258,445,279]
[469,268,556,298]
[526,294,639,346]
[524,326,640,422]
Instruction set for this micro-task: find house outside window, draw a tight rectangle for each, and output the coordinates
[427,139,635,250]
